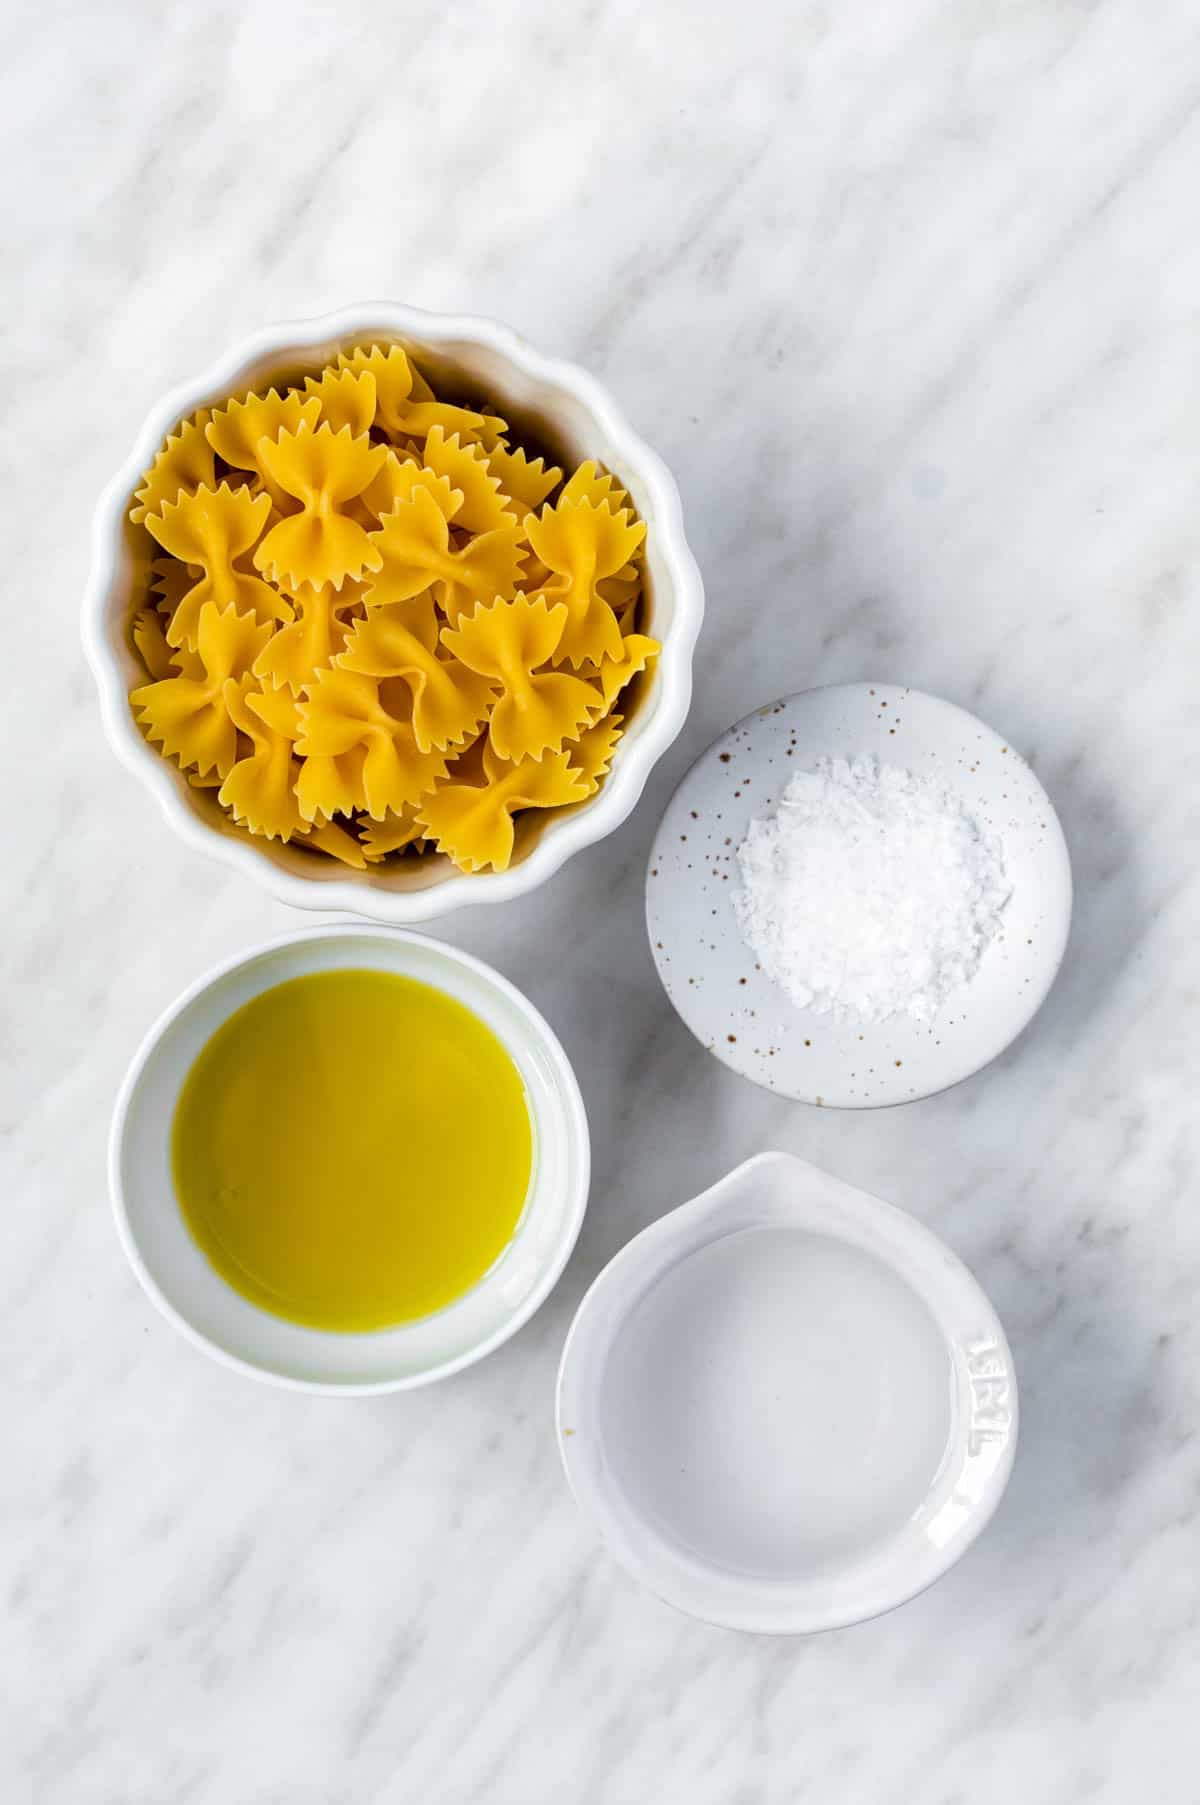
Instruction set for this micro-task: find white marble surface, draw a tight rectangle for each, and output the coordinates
[6,0,1200,1798]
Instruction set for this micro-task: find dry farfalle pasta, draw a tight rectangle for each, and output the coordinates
[126,344,659,873]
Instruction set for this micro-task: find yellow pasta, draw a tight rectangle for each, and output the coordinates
[254,421,386,591]
[335,343,505,445]
[566,712,624,795]
[296,667,449,820]
[218,683,306,843]
[591,632,661,713]
[337,597,498,753]
[364,484,525,621]
[560,459,632,515]
[420,426,516,533]
[298,817,369,867]
[296,745,370,825]
[523,497,646,666]
[358,453,461,525]
[131,602,272,780]
[130,411,214,525]
[150,556,197,621]
[145,483,288,650]
[484,442,562,513]
[360,804,424,862]
[126,342,653,873]
[205,389,320,495]
[418,742,590,873]
[252,581,354,694]
[132,607,175,681]
[302,366,377,437]
[442,594,600,763]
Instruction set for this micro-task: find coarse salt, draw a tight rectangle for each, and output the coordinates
[733,757,1011,1025]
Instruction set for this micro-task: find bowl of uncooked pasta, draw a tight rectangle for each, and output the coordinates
[83,302,704,921]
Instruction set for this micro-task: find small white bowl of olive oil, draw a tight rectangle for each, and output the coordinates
[111,926,589,1392]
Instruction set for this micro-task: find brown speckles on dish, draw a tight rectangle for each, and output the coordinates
[719,752,731,763]
[727,1034,737,1044]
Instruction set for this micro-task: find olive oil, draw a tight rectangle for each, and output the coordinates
[171,969,533,1331]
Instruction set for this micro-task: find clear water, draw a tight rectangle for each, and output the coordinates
[598,1227,955,1577]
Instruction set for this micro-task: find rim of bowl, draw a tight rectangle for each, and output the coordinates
[82,300,705,922]
[110,925,591,1394]
[555,1150,1019,1633]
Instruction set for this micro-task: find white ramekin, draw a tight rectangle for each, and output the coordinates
[82,301,704,921]
[111,926,590,1393]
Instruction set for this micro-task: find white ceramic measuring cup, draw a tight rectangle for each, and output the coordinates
[557,1151,1016,1633]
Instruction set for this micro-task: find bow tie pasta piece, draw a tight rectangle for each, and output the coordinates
[252,581,356,694]
[390,397,508,448]
[302,366,377,437]
[565,712,624,796]
[364,485,525,621]
[254,422,387,591]
[205,390,321,508]
[418,742,589,873]
[361,804,424,861]
[296,817,368,867]
[597,567,643,626]
[132,608,207,685]
[132,607,175,681]
[420,426,516,532]
[338,600,498,753]
[514,556,555,595]
[244,682,302,740]
[523,498,646,666]
[559,460,632,516]
[590,632,661,713]
[484,442,562,514]
[218,682,306,842]
[130,411,215,525]
[131,602,273,779]
[296,743,369,824]
[442,595,600,763]
[335,343,421,425]
[334,343,505,445]
[359,453,462,526]
[150,557,198,621]
[145,483,290,650]
[297,667,449,819]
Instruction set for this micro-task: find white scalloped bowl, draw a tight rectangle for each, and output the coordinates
[82,303,704,922]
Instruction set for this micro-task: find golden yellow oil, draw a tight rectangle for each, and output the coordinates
[171,968,533,1332]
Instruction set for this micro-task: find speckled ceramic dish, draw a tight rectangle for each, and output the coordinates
[646,684,1072,1107]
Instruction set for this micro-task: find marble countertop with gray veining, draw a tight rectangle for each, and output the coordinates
[6,1,1200,1798]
